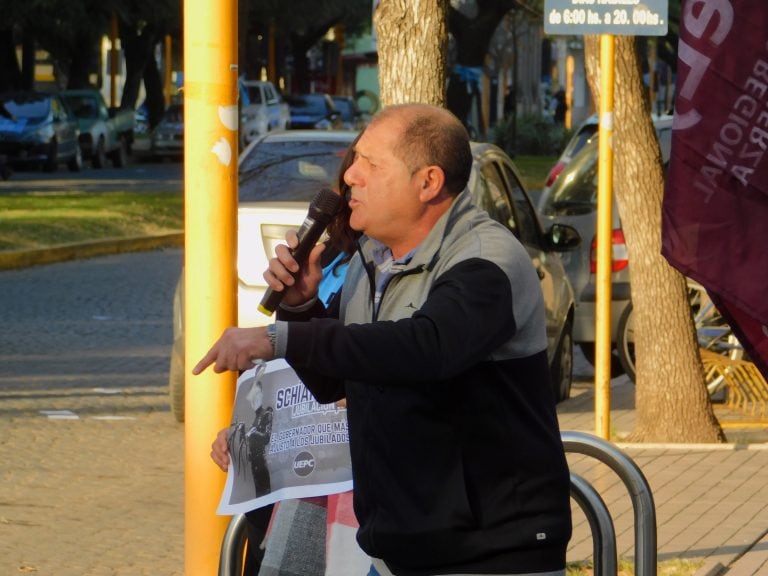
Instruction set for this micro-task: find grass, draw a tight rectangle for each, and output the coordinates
[0,155,553,253]
[0,191,183,251]
[516,154,557,191]
[567,558,704,576]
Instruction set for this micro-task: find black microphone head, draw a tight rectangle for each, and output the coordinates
[308,188,342,224]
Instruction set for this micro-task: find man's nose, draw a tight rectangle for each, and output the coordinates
[344,162,360,188]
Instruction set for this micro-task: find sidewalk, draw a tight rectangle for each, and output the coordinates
[1,241,767,575]
[561,377,768,576]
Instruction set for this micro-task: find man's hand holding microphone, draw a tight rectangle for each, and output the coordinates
[192,188,341,376]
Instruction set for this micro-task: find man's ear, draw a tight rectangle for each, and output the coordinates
[418,166,446,202]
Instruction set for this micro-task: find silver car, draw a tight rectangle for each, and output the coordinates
[536,115,673,367]
[168,131,581,421]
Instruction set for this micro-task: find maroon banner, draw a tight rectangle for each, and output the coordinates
[662,0,768,379]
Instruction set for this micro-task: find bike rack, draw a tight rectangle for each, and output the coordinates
[570,471,617,576]
[562,431,657,576]
[218,431,656,576]
[218,512,248,576]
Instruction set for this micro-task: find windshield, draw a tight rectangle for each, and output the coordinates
[540,138,598,217]
[286,95,328,115]
[1,94,51,120]
[161,105,183,123]
[61,95,98,119]
[239,139,352,202]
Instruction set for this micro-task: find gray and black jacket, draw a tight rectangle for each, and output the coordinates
[279,191,572,575]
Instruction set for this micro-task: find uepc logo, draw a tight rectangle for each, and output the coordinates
[293,451,316,477]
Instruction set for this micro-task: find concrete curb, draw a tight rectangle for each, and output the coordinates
[0,232,184,270]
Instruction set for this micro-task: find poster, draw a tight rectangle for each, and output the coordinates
[217,359,353,515]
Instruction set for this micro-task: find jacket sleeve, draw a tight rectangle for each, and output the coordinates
[284,258,517,388]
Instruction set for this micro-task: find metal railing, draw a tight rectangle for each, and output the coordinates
[562,431,657,576]
[219,431,657,576]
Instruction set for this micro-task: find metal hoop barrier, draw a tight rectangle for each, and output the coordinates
[218,432,656,576]
[570,472,618,576]
[562,431,657,576]
[218,512,248,576]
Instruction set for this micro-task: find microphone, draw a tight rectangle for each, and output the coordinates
[258,188,342,316]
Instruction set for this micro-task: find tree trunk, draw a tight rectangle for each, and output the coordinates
[143,53,166,126]
[583,36,724,443]
[374,0,448,107]
[0,28,21,93]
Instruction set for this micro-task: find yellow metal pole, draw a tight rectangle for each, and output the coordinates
[110,13,118,109]
[165,34,173,108]
[594,34,615,440]
[183,0,238,572]
[565,54,574,130]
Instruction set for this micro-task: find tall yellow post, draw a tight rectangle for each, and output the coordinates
[165,34,173,108]
[183,0,238,573]
[594,34,615,440]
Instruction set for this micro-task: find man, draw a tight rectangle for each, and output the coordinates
[197,103,572,575]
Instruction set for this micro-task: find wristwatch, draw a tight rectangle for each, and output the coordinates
[266,323,277,355]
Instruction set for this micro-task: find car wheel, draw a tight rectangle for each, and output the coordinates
[93,137,107,169]
[616,303,636,382]
[67,145,83,172]
[169,336,185,423]
[551,320,573,402]
[578,342,626,377]
[43,138,58,172]
[110,137,127,168]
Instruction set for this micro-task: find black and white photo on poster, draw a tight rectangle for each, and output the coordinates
[217,359,353,515]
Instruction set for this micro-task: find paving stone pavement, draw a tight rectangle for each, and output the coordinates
[1,247,767,576]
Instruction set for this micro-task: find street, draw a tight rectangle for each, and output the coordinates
[0,248,187,575]
[0,159,183,194]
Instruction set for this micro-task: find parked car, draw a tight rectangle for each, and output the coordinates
[543,114,599,189]
[0,91,82,172]
[60,89,134,168]
[331,95,369,130]
[150,104,184,160]
[285,93,342,130]
[537,115,673,365]
[167,130,580,422]
[239,80,290,146]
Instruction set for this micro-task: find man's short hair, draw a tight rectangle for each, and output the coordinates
[375,104,473,195]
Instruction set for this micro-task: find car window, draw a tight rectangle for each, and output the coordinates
[162,105,183,123]
[476,162,517,237]
[239,140,350,202]
[540,138,598,217]
[562,122,598,159]
[498,162,541,247]
[246,86,263,105]
[62,96,98,119]
[287,95,328,115]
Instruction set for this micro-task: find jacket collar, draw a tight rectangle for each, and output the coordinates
[357,190,474,272]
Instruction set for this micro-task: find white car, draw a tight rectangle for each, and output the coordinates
[168,131,580,422]
[239,80,290,147]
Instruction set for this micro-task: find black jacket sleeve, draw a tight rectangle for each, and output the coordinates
[284,258,516,398]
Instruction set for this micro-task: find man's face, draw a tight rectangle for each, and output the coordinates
[343,117,424,247]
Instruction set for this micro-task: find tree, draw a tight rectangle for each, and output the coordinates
[446,0,516,132]
[246,0,372,92]
[374,0,449,107]
[583,35,724,443]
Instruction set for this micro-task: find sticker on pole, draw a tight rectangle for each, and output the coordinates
[544,0,668,36]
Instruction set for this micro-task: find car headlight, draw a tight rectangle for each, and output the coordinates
[21,125,54,143]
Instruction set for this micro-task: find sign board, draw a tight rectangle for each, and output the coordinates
[544,0,668,36]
